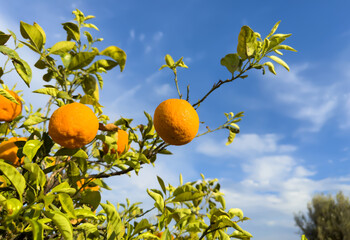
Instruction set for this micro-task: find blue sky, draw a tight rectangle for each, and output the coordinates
[1,1,350,239]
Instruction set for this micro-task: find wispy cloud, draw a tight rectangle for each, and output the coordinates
[196,133,350,237]
[196,133,296,158]
[261,64,338,133]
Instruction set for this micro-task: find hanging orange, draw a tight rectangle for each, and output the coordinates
[103,129,130,155]
[0,137,27,167]
[153,99,199,145]
[48,102,99,149]
[0,90,22,122]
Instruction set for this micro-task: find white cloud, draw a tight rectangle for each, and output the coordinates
[261,64,338,132]
[145,45,152,54]
[196,133,296,158]
[153,31,163,42]
[154,83,173,97]
[195,133,350,238]
[130,29,135,40]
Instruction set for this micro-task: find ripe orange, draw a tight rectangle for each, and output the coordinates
[0,137,27,166]
[102,129,130,155]
[48,102,99,149]
[153,99,199,145]
[76,178,100,192]
[0,89,22,122]
[156,232,174,240]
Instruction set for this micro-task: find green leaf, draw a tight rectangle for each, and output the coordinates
[83,23,99,31]
[267,55,290,71]
[23,140,43,162]
[44,210,73,240]
[100,46,127,72]
[62,22,80,41]
[88,59,118,73]
[263,62,276,75]
[165,54,174,67]
[172,191,206,203]
[76,223,99,237]
[55,148,88,159]
[57,91,73,100]
[133,219,151,236]
[0,34,11,45]
[26,219,44,240]
[143,111,154,136]
[158,149,172,155]
[58,193,76,218]
[23,115,46,127]
[147,189,164,212]
[34,59,47,69]
[268,33,292,50]
[51,182,76,195]
[0,88,19,104]
[61,53,72,68]
[49,41,76,55]
[67,161,80,177]
[34,22,46,46]
[220,53,241,74]
[84,31,93,43]
[0,46,32,87]
[13,60,32,87]
[81,75,99,101]
[101,201,124,240]
[266,20,281,38]
[157,176,167,194]
[159,64,169,71]
[174,56,188,68]
[80,191,101,210]
[20,21,44,52]
[0,161,26,201]
[43,194,55,208]
[22,163,46,188]
[74,208,98,220]
[68,51,97,70]
[273,44,297,52]
[219,230,231,240]
[301,235,308,240]
[228,208,244,220]
[33,87,58,97]
[237,26,257,59]
[226,131,236,145]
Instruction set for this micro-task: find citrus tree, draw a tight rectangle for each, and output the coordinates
[0,9,298,240]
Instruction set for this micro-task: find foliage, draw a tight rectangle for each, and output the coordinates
[295,191,350,240]
[0,9,298,239]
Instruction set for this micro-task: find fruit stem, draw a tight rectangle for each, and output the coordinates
[173,70,182,99]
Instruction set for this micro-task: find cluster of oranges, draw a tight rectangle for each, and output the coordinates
[0,88,199,167]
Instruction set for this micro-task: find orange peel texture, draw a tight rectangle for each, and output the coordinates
[154,99,199,145]
[48,102,99,149]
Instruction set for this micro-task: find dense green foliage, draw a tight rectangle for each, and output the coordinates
[0,9,298,240]
[295,192,350,240]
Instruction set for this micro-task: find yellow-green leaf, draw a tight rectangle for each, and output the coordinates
[100,46,126,72]
[49,41,75,55]
[267,55,290,71]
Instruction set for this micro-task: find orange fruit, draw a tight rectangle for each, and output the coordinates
[102,129,130,155]
[0,89,22,122]
[156,232,174,240]
[48,102,99,149]
[0,137,27,166]
[153,99,199,145]
[76,178,100,192]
